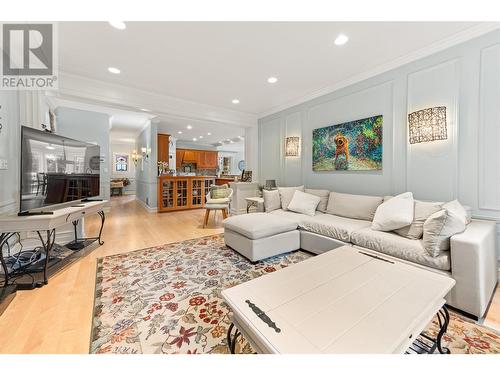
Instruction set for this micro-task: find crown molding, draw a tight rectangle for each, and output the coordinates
[55,71,258,128]
[258,22,500,119]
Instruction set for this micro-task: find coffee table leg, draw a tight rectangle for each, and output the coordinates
[435,305,450,354]
[226,322,241,354]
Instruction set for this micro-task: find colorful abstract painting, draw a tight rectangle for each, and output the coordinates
[312,115,383,171]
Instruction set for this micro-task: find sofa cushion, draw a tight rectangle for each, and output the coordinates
[394,200,442,240]
[278,186,305,210]
[223,213,297,240]
[305,189,330,213]
[263,189,281,212]
[288,191,321,216]
[269,209,319,225]
[300,214,371,243]
[372,192,414,231]
[423,209,466,257]
[351,227,451,271]
[326,192,383,221]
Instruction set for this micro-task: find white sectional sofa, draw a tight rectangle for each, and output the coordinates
[223,189,498,319]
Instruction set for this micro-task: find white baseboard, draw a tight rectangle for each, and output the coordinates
[136,198,157,213]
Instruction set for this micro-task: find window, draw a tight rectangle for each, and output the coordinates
[115,154,128,172]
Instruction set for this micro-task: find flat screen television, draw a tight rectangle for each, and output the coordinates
[20,126,101,213]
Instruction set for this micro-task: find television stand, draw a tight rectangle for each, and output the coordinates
[0,200,107,316]
[81,198,104,202]
[17,211,54,216]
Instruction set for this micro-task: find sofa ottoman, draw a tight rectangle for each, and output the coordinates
[223,213,300,262]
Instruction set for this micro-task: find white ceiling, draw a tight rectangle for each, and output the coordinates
[58,21,488,115]
[157,116,245,146]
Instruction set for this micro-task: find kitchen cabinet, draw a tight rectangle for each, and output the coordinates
[176,149,185,168]
[158,176,216,212]
[157,133,170,163]
[176,149,218,169]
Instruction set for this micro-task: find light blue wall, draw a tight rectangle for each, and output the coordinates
[0,91,20,214]
[135,120,158,208]
[55,107,111,201]
[259,29,500,206]
[259,29,500,258]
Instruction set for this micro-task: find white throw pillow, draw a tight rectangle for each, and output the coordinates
[371,192,414,231]
[287,191,321,216]
[278,185,305,211]
[305,189,330,213]
[394,200,443,240]
[423,209,466,257]
[443,200,468,225]
[262,189,281,212]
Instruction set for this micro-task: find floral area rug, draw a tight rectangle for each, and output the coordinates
[90,234,500,354]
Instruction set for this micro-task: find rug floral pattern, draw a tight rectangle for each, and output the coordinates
[90,234,500,354]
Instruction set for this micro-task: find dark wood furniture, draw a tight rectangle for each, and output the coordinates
[158,176,216,212]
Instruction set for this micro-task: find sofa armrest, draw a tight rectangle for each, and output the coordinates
[448,219,498,318]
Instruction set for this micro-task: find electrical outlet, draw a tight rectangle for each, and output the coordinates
[0,159,7,170]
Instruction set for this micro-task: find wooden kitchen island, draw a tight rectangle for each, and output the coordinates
[158,175,216,212]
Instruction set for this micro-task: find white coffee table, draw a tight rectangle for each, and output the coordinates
[222,245,455,354]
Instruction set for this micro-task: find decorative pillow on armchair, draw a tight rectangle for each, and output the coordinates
[211,184,229,199]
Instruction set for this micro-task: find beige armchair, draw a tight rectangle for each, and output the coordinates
[203,187,233,228]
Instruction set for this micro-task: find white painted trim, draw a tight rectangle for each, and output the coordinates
[135,197,158,213]
[478,42,500,211]
[55,72,258,128]
[258,23,500,118]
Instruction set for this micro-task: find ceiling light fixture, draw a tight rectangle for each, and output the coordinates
[178,131,183,134]
[267,76,278,84]
[108,67,121,74]
[192,137,197,142]
[232,99,240,104]
[140,108,149,112]
[199,135,203,139]
[109,21,126,30]
[207,132,211,136]
[46,145,55,150]
[334,33,349,46]
[187,125,193,130]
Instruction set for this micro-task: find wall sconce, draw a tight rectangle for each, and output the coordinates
[408,106,447,144]
[131,150,139,166]
[141,147,149,160]
[285,136,300,157]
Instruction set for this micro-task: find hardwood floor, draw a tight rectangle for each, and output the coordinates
[0,195,498,353]
[0,196,223,353]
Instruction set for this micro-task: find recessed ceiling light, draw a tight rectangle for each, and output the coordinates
[192,137,197,142]
[178,131,183,134]
[267,76,278,84]
[207,132,211,136]
[140,108,149,112]
[232,99,240,104]
[238,135,244,139]
[199,135,203,139]
[108,67,121,74]
[334,33,349,46]
[109,21,126,30]
[230,140,234,143]
[46,145,55,150]
[187,125,193,130]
